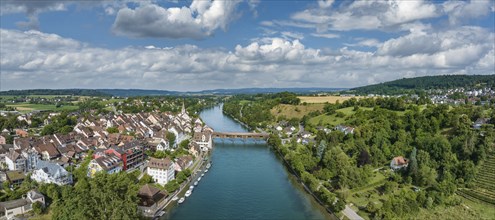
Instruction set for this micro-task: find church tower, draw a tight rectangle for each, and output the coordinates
[181,101,186,115]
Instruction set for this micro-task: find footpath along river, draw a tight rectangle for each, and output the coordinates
[164,105,332,220]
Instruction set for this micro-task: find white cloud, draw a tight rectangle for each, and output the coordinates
[310,33,340,39]
[112,0,243,39]
[281,31,304,40]
[318,0,334,9]
[1,28,493,91]
[289,0,440,32]
[344,39,380,47]
[443,0,493,25]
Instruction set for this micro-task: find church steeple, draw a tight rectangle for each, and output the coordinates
[181,101,186,114]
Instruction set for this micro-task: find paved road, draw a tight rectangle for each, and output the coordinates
[343,205,364,220]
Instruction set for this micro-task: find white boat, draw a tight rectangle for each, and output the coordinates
[171,196,178,201]
[198,177,201,181]
[157,211,165,216]
[194,181,198,186]
[185,190,192,197]
[189,185,194,190]
[206,163,211,169]
[178,197,185,204]
[205,169,209,173]
[201,173,204,177]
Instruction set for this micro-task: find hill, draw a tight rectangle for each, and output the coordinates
[0,88,346,97]
[350,75,495,95]
[0,89,109,97]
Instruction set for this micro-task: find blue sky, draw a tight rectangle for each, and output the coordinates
[0,0,494,91]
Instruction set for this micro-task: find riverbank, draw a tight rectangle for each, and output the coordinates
[159,154,210,217]
[270,141,339,219]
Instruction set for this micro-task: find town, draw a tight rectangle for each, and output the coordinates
[0,102,214,219]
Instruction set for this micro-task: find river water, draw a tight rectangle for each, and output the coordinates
[165,105,330,220]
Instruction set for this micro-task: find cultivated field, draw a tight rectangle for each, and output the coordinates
[6,104,78,113]
[271,104,325,119]
[298,96,364,104]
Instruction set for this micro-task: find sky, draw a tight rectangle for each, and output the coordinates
[0,0,494,91]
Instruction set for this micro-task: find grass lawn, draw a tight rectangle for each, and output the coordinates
[271,104,325,119]
[99,98,125,105]
[411,197,495,220]
[6,103,78,113]
[307,107,373,126]
[29,209,53,220]
[308,114,346,127]
[347,171,388,207]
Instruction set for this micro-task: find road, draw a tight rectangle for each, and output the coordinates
[343,205,364,220]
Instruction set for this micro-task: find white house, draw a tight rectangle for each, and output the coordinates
[146,157,175,186]
[156,139,170,151]
[0,190,45,219]
[32,160,73,185]
[193,132,212,151]
[5,149,26,172]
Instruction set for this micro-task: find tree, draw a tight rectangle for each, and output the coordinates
[53,172,140,220]
[179,139,190,149]
[357,149,371,167]
[166,132,176,148]
[408,148,418,180]
[32,201,44,215]
[316,140,327,160]
[106,127,119,134]
[165,180,180,193]
[331,196,346,212]
[139,174,154,185]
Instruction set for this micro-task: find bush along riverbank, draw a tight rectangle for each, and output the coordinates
[267,134,344,218]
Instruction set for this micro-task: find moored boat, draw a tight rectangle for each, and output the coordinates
[171,196,178,201]
[194,181,198,186]
[178,197,185,204]
[185,190,192,197]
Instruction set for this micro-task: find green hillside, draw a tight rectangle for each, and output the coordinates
[350,75,495,95]
[457,155,495,205]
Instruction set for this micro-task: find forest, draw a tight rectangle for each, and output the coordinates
[350,75,495,95]
[226,92,495,219]
[223,92,300,128]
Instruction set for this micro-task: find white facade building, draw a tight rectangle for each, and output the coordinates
[146,157,175,186]
[32,160,73,185]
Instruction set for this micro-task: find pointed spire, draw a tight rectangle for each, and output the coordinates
[181,100,186,114]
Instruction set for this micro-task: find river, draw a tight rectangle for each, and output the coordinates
[164,105,331,220]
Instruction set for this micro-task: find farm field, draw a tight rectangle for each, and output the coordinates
[6,103,78,113]
[271,104,325,119]
[298,96,365,104]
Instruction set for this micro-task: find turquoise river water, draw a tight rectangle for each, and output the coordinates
[164,105,331,220]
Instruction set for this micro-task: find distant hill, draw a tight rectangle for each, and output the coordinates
[0,89,109,97]
[97,89,181,97]
[350,75,495,95]
[0,87,346,97]
[198,87,345,95]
